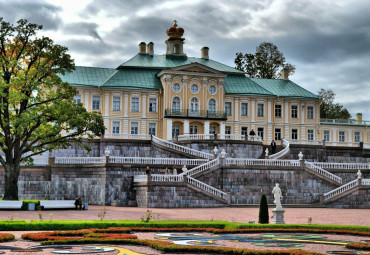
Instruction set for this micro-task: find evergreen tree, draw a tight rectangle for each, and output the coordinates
[258,194,269,224]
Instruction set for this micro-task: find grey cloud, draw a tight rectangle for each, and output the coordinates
[0,0,62,30]
[63,22,103,42]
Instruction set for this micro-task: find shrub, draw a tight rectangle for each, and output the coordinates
[258,194,269,224]
[0,233,15,242]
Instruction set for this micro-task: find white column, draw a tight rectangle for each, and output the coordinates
[105,91,109,116]
[204,120,210,135]
[123,119,129,134]
[167,118,173,140]
[124,92,129,117]
[84,91,89,111]
[234,97,239,121]
[333,128,337,143]
[267,99,272,142]
[220,121,225,139]
[184,119,190,134]
[301,103,305,140]
[142,93,147,118]
[284,100,289,139]
[251,98,255,122]
[348,129,352,143]
[141,120,147,135]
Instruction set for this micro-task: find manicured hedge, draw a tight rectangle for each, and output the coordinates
[21,200,39,210]
[0,233,15,242]
[345,243,370,250]
[237,223,370,232]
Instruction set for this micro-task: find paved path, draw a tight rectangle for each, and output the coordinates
[1,206,369,225]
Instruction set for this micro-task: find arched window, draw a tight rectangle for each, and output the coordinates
[208,99,216,113]
[190,98,199,113]
[174,44,180,54]
[172,97,180,113]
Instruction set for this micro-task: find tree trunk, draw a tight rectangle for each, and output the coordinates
[3,162,20,200]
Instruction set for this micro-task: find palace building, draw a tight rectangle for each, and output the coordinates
[61,21,370,147]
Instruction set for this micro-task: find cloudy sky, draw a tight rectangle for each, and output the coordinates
[1,0,369,119]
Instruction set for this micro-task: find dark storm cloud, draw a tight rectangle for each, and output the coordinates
[0,0,62,30]
[63,22,103,42]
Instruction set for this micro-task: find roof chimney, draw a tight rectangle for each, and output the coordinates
[147,42,154,56]
[281,68,289,80]
[139,42,146,54]
[201,46,209,60]
[356,113,363,124]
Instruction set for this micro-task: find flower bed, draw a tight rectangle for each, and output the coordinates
[0,233,14,242]
[345,242,370,250]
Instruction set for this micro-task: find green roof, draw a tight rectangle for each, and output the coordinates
[119,54,244,74]
[102,69,162,90]
[60,66,115,86]
[224,75,274,96]
[250,78,319,99]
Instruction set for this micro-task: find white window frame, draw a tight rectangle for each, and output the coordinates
[112,96,121,111]
[172,97,181,112]
[73,95,81,104]
[173,83,181,93]
[225,102,232,116]
[112,121,120,134]
[275,104,282,118]
[323,130,330,142]
[257,103,264,117]
[225,126,232,135]
[241,103,248,116]
[209,85,216,95]
[257,127,264,140]
[131,122,138,135]
[92,95,100,110]
[131,97,139,112]
[339,131,345,142]
[307,129,314,141]
[190,84,199,94]
[307,106,314,119]
[354,131,361,143]
[291,105,298,118]
[291,128,298,140]
[148,123,156,136]
[275,128,281,141]
[208,98,216,113]
[149,98,157,113]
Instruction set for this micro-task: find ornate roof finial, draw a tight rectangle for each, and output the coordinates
[173,20,177,27]
[166,21,184,41]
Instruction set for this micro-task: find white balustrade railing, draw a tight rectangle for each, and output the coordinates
[134,175,147,182]
[104,133,151,140]
[187,176,227,200]
[324,179,359,201]
[186,158,220,176]
[361,179,370,185]
[312,162,370,170]
[178,134,215,141]
[152,136,214,159]
[55,157,106,164]
[269,139,290,159]
[287,139,324,145]
[109,157,207,165]
[305,162,342,184]
[226,158,300,167]
[177,134,262,142]
[363,143,370,149]
[151,174,184,182]
[324,141,361,147]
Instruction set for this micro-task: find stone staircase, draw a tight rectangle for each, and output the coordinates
[151,136,214,159]
[304,161,342,186]
[324,178,370,203]
[186,158,220,177]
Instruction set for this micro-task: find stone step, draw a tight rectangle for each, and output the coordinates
[230,204,326,208]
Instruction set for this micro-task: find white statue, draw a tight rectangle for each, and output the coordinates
[357,170,362,179]
[298,151,304,160]
[213,146,219,156]
[104,147,111,157]
[265,148,269,156]
[182,165,188,174]
[272,183,283,209]
[221,149,226,158]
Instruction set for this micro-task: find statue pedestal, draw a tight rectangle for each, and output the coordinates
[272,208,285,224]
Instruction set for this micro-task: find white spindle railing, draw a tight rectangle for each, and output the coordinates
[186,158,220,176]
[324,141,361,147]
[324,179,359,201]
[305,162,342,184]
[187,176,227,200]
[150,174,184,182]
[226,158,300,167]
[287,139,324,146]
[312,162,370,170]
[104,133,151,140]
[178,134,215,141]
[362,179,370,186]
[363,143,370,149]
[134,175,147,182]
[109,157,207,165]
[269,139,290,159]
[177,134,262,141]
[152,136,214,159]
[55,157,106,164]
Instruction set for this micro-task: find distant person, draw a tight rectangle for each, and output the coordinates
[164,167,169,175]
[271,140,276,154]
[249,129,256,140]
[173,166,177,175]
[74,198,82,210]
[145,166,151,175]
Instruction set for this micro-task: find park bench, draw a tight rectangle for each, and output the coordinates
[39,200,76,209]
[0,201,23,209]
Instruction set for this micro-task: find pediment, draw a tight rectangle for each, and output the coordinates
[157,63,227,78]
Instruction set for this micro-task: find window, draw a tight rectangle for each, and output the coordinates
[130,122,138,135]
[275,104,282,118]
[131,97,139,112]
[241,103,248,116]
[149,98,157,112]
[190,98,199,113]
[190,84,199,94]
[275,128,281,141]
[172,124,180,138]
[324,130,330,141]
[257,103,264,117]
[209,85,216,95]
[225,126,231,135]
[241,127,248,136]
[354,131,361,143]
[113,96,120,111]
[307,129,314,141]
[174,44,180,54]
[291,129,298,140]
[112,121,120,134]
[173,83,180,93]
[291,105,298,118]
[73,95,81,104]
[172,97,180,112]
[190,125,198,134]
[225,102,232,116]
[339,131,345,142]
[257,127,264,140]
[208,99,216,113]
[307,106,314,119]
[92,96,100,110]
[210,125,217,134]
[148,123,156,136]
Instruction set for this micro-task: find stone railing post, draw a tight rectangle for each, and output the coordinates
[220,158,226,167]
[48,157,55,165]
[183,174,187,183]
[226,193,231,205]
[319,194,324,204]
[147,173,151,183]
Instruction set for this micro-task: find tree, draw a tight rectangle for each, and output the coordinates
[0,18,105,200]
[258,194,269,224]
[318,89,351,119]
[235,42,295,79]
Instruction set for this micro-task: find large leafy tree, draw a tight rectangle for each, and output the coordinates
[318,89,351,119]
[0,18,105,200]
[235,42,295,79]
